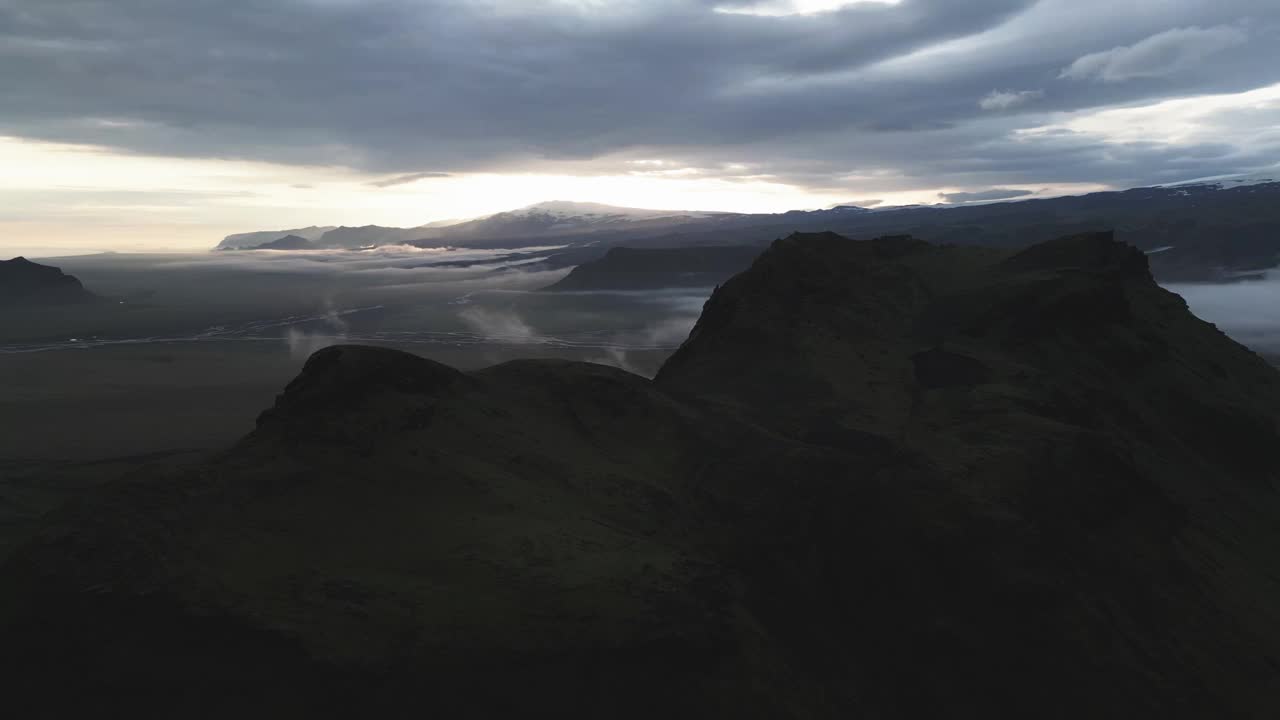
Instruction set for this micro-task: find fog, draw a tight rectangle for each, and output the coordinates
[4,246,707,364]
[1166,272,1280,357]
[0,246,713,460]
[10,244,1280,463]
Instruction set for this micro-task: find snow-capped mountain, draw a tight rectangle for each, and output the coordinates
[217,201,739,251]
[432,201,735,242]
[1158,173,1280,191]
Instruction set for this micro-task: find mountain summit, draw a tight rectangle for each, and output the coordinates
[6,231,1280,718]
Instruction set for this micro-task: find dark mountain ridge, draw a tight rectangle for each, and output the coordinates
[603,180,1280,284]
[4,231,1280,718]
[0,257,100,307]
[215,226,336,250]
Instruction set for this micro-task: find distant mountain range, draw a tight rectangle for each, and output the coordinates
[0,257,99,307]
[216,178,1280,282]
[217,225,337,250]
[215,201,734,251]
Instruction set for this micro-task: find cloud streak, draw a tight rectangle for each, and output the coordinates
[939,188,1034,203]
[1060,25,1249,83]
[369,171,453,188]
[979,89,1044,111]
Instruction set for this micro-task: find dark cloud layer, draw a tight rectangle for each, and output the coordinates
[2,0,1278,192]
[369,171,454,188]
[939,188,1034,203]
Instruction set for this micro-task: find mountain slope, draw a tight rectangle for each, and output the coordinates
[415,201,739,248]
[314,225,429,249]
[216,226,336,251]
[543,245,763,291]
[246,234,318,251]
[212,181,1280,282]
[634,180,1280,281]
[0,257,100,307]
[5,231,1280,718]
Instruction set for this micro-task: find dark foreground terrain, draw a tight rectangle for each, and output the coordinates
[2,231,1279,718]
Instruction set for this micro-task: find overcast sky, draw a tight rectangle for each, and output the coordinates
[3,0,1279,253]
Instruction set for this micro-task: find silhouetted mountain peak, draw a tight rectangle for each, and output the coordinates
[7,232,1280,718]
[0,256,99,307]
[258,345,472,424]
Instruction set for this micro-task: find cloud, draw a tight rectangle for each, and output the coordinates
[715,0,904,17]
[1,0,1279,215]
[939,188,1034,203]
[586,292,706,376]
[1060,25,1249,83]
[979,89,1043,111]
[369,171,453,188]
[1167,272,1280,355]
[457,307,538,343]
[284,299,350,358]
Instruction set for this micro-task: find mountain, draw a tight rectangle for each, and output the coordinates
[216,226,335,251]
[314,225,430,249]
[5,230,1280,718]
[634,180,1280,282]
[214,202,745,252]
[430,201,736,245]
[246,234,318,251]
[542,245,762,291]
[214,181,1280,282]
[0,257,99,307]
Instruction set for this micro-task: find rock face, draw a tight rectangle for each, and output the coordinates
[4,231,1280,718]
[543,245,763,291]
[0,257,98,307]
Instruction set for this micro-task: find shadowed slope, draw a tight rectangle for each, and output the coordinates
[3,232,1280,718]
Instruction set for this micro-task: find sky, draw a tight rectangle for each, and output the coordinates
[2,0,1279,253]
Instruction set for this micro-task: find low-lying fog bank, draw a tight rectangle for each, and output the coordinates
[0,247,709,461]
[4,246,709,373]
[1165,270,1280,358]
[5,245,1280,464]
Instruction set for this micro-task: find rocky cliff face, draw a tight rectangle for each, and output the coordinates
[3,231,1279,718]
